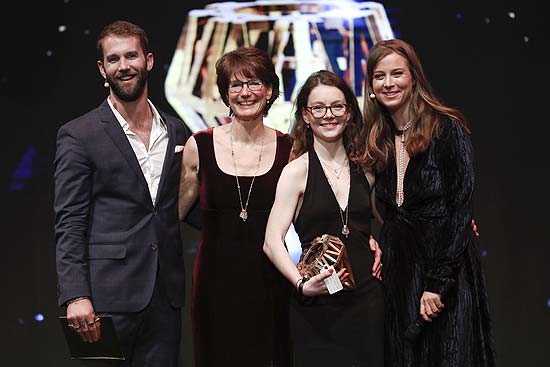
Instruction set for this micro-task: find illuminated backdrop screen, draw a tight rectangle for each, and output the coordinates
[165,1,394,133]
[1,1,548,366]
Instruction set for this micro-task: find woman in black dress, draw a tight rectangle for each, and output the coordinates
[264,70,383,367]
[178,47,292,367]
[362,39,495,366]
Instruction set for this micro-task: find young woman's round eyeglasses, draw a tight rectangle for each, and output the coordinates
[306,103,349,118]
[228,79,264,93]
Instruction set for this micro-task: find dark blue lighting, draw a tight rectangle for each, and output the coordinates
[456,13,463,20]
[9,147,36,191]
[34,313,45,322]
[481,250,488,257]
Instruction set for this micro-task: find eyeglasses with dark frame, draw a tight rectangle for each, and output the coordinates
[228,79,264,93]
[305,103,349,118]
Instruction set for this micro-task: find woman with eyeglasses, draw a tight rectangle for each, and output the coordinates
[263,70,384,367]
[178,47,292,366]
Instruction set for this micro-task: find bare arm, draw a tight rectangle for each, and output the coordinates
[263,158,306,288]
[178,136,200,221]
[263,156,336,296]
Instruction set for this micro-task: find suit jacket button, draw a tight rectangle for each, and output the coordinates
[151,243,158,251]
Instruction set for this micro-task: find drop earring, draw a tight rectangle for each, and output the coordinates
[104,79,109,88]
[369,93,376,99]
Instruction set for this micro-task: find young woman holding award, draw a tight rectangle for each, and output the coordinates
[263,70,383,367]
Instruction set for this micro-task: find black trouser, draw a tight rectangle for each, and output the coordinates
[81,279,182,367]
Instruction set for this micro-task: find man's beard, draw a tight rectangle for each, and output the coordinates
[107,69,148,102]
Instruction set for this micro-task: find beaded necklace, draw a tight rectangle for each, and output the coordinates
[396,121,412,207]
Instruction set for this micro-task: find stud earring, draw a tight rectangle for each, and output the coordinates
[369,93,376,99]
[306,123,310,129]
[104,80,109,88]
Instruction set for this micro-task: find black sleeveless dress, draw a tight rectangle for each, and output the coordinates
[291,149,384,367]
[192,128,292,367]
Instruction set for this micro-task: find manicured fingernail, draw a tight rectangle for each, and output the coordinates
[328,268,333,273]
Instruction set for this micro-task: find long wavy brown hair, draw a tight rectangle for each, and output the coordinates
[361,39,468,172]
[291,70,365,164]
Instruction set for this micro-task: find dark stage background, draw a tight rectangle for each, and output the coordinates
[1,0,548,366]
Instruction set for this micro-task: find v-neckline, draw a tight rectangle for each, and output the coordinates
[313,149,351,212]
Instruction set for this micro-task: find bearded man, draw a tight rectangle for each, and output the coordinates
[54,20,198,366]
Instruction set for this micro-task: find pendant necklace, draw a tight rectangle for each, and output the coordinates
[396,120,412,207]
[318,153,350,238]
[230,127,264,222]
[318,155,348,180]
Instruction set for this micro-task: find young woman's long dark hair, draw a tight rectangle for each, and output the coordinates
[291,70,365,164]
[362,39,468,172]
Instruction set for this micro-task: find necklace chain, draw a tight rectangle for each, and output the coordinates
[318,156,348,180]
[230,127,264,222]
[318,154,350,238]
[397,121,412,207]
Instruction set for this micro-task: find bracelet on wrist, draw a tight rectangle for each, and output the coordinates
[297,276,309,297]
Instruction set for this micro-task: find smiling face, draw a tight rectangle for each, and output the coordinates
[371,52,414,118]
[97,35,153,102]
[227,73,272,122]
[302,84,349,143]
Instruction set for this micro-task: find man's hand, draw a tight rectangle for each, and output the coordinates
[66,298,101,343]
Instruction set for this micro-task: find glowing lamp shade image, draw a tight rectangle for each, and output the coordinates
[165,0,395,133]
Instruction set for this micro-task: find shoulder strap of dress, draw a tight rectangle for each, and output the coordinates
[193,128,216,176]
[275,131,293,165]
[350,161,373,194]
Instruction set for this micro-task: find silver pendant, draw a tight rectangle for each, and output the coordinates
[239,209,248,222]
[342,225,350,238]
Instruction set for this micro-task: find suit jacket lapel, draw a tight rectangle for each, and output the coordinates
[98,101,151,202]
[155,113,176,206]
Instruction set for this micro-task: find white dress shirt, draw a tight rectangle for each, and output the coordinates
[107,97,168,205]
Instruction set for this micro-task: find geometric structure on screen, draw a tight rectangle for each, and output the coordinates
[165,0,395,133]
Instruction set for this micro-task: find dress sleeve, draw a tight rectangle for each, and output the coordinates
[424,120,475,296]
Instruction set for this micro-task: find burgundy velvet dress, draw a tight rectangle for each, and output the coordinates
[192,128,292,367]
